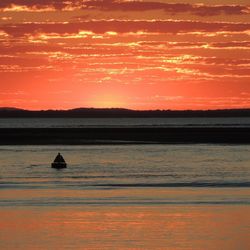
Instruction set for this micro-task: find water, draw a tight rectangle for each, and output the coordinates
[0,144,250,249]
[1,145,250,196]
[0,117,250,128]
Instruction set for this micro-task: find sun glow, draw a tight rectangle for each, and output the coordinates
[89,92,127,108]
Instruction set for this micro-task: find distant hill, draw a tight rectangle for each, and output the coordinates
[0,107,25,111]
[0,107,250,118]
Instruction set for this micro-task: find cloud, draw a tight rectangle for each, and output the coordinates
[203,58,250,66]
[0,91,27,95]
[0,56,48,66]
[211,41,250,48]
[0,0,67,10]
[0,0,249,16]
[2,20,250,37]
[82,0,250,16]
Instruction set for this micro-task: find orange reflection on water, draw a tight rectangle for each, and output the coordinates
[0,205,250,250]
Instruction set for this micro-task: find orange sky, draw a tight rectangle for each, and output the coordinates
[0,0,249,110]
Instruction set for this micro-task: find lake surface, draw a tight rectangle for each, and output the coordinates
[1,117,250,128]
[0,144,250,249]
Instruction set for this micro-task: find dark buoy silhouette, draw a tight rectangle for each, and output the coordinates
[51,153,67,169]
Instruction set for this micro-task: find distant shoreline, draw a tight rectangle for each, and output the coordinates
[0,108,250,118]
[1,127,249,145]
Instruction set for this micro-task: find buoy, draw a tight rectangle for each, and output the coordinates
[51,153,67,168]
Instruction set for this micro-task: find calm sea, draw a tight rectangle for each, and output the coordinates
[0,117,250,128]
[0,144,250,249]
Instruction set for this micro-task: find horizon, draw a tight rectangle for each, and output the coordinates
[0,0,250,110]
[1,106,250,114]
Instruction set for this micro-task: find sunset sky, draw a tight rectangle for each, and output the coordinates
[0,0,250,110]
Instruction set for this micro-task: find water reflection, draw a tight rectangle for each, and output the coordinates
[0,206,249,249]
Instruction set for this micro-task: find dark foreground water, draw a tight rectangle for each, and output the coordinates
[0,144,250,249]
[1,117,250,128]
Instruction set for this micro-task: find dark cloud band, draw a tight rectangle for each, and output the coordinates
[83,0,249,16]
[0,0,249,16]
[2,20,250,37]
